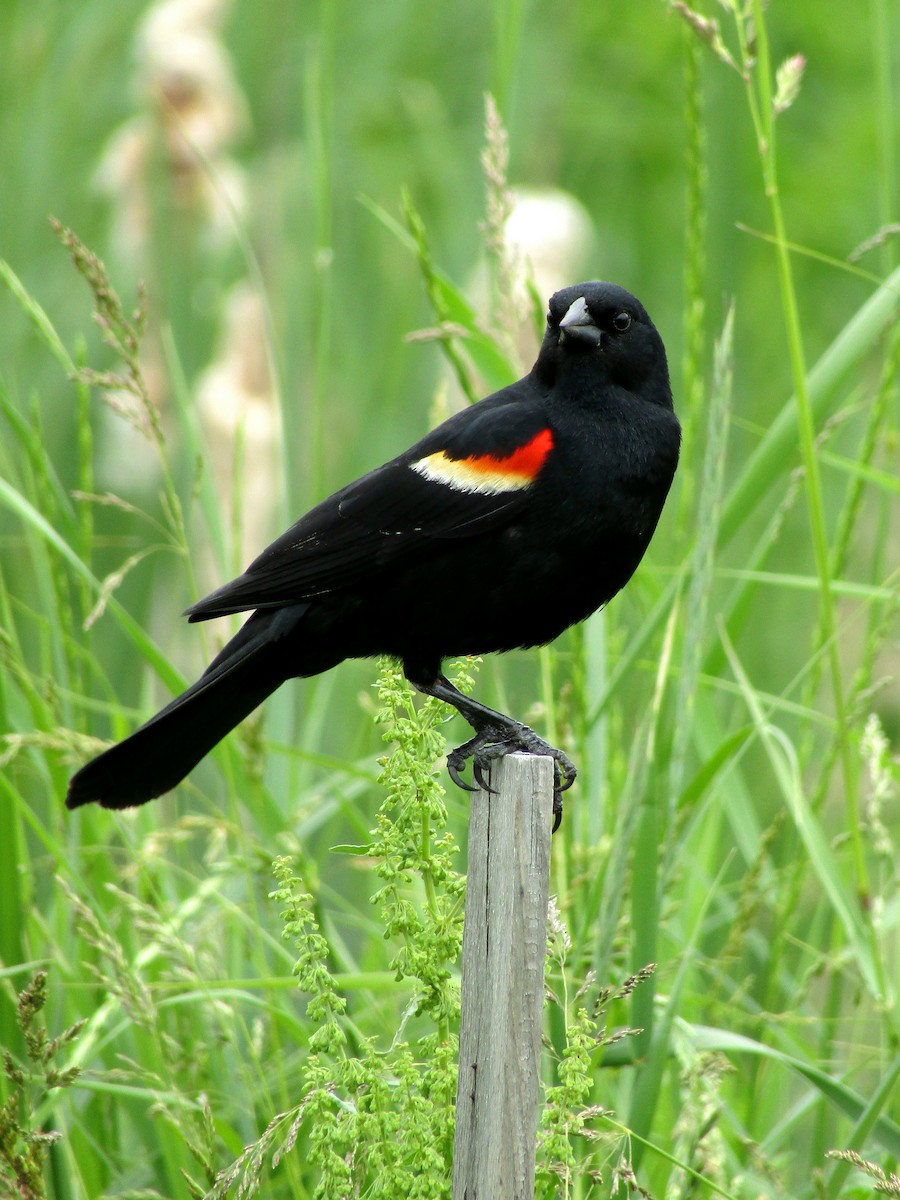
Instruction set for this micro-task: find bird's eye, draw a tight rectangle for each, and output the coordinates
[612,311,632,332]
[546,310,553,326]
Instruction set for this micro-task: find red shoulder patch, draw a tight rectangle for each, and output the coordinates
[467,427,555,478]
[411,428,555,494]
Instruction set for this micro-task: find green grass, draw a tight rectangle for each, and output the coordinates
[1,1,898,1197]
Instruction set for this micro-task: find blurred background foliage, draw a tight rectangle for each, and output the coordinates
[0,0,898,1197]
[1,1,896,688]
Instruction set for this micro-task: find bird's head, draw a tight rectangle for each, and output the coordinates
[536,280,673,410]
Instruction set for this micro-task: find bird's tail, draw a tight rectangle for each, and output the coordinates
[66,607,304,810]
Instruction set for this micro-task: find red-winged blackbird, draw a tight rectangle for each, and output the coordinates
[66,281,680,825]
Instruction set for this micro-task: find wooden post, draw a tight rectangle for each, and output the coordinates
[452,752,554,1200]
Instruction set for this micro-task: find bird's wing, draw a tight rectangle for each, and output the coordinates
[186,398,555,619]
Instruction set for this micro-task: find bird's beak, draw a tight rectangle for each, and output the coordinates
[558,296,602,348]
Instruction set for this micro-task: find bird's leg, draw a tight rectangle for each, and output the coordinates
[410,672,576,831]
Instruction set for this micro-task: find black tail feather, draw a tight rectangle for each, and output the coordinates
[66,611,296,810]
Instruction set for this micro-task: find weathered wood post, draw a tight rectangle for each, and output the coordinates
[452,752,554,1200]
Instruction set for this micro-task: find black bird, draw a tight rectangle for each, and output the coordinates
[66,281,680,824]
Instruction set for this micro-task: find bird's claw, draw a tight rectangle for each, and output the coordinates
[473,759,497,794]
[447,752,479,793]
[444,724,577,832]
[552,798,563,834]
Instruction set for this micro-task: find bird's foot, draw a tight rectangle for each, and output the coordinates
[446,723,576,832]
